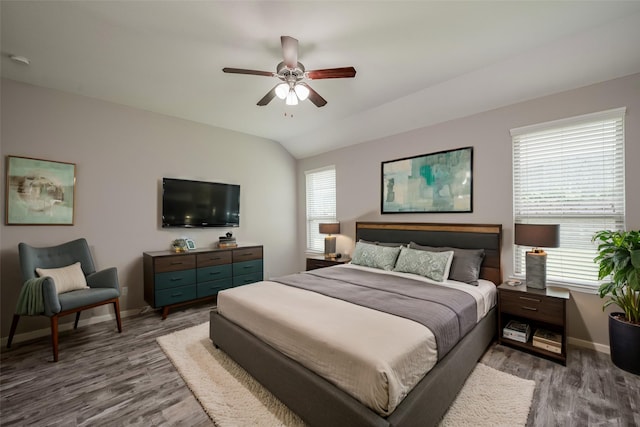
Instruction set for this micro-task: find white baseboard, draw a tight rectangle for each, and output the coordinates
[568,336,610,355]
[1,308,142,347]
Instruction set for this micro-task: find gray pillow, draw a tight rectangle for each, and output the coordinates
[409,242,485,285]
[358,239,404,247]
[351,241,401,271]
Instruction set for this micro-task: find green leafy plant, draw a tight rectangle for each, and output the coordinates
[593,230,640,324]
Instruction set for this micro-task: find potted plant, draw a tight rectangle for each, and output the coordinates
[593,230,640,375]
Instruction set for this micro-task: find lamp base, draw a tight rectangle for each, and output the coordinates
[324,236,336,259]
[525,251,547,289]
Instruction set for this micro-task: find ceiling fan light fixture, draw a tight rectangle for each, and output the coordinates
[285,89,298,106]
[275,83,289,100]
[294,84,309,101]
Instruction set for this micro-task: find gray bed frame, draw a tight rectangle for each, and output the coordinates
[210,222,502,427]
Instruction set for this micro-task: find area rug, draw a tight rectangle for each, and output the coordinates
[157,323,535,427]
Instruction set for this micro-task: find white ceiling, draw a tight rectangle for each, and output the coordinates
[2,1,640,159]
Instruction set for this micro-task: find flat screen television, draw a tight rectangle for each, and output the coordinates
[162,178,240,228]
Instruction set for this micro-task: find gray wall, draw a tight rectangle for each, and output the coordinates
[1,79,298,339]
[297,73,640,350]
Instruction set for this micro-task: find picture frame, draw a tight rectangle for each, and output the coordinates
[5,155,76,225]
[185,238,196,250]
[381,146,473,214]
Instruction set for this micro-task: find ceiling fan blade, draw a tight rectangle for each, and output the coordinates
[223,67,274,77]
[306,67,357,80]
[281,36,298,69]
[299,83,327,107]
[257,86,278,106]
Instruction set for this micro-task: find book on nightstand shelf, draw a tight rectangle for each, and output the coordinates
[532,328,562,353]
[503,320,531,343]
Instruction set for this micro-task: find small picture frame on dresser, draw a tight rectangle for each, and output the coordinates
[185,238,196,250]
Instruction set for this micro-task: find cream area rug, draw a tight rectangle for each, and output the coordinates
[157,323,535,427]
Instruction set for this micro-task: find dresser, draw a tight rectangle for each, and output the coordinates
[143,245,263,319]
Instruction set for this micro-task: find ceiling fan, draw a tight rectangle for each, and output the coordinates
[223,36,356,107]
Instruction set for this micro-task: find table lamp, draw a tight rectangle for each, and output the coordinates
[319,222,340,259]
[514,223,560,289]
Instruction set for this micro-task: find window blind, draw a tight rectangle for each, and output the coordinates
[512,108,625,288]
[305,166,337,252]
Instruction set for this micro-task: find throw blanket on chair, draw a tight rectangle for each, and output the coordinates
[15,277,47,315]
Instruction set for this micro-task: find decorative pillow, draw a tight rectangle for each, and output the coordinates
[358,239,404,247]
[409,242,485,285]
[36,262,89,294]
[393,247,454,282]
[351,241,401,271]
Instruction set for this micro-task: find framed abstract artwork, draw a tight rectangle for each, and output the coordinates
[5,156,76,225]
[381,146,473,213]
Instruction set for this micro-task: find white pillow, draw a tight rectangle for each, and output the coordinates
[36,262,89,294]
[393,247,454,282]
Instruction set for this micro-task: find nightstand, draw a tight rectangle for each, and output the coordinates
[497,283,570,365]
[306,255,351,271]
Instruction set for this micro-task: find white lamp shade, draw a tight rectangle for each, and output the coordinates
[294,84,310,101]
[275,83,289,100]
[285,89,298,105]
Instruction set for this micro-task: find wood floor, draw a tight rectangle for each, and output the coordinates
[1,303,638,426]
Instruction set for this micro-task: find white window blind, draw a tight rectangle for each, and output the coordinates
[305,166,337,252]
[512,108,625,288]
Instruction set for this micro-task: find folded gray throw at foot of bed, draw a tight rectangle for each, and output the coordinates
[274,267,477,359]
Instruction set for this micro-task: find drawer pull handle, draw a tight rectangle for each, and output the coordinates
[170,278,183,282]
[243,266,253,269]
[519,296,541,303]
[209,272,221,276]
[171,292,183,297]
[240,253,253,256]
[210,257,221,261]
[521,306,538,311]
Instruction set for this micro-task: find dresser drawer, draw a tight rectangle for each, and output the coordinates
[197,251,232,268]
[500,290,564,325]
[233,259,263,276]
[155,269,196,290]
[155,285,197,307]
[154,255,196,273]
[232,247,263,262]
[197,278,233,298]
[233,272,263,287]
[197,264,232,282]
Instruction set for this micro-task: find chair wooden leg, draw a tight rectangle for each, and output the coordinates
[50,316,59,362]
[7,314,20,348]
[113,299,122,333]
[74,312,81,330]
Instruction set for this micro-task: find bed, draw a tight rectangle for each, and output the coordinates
[210,222,502,427]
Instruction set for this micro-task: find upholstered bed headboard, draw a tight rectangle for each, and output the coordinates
[355,222,502,285]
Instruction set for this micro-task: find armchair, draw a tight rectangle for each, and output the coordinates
[7,238,122,362]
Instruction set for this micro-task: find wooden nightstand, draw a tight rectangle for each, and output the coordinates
[497,283,570,365]
[306,255,351,271]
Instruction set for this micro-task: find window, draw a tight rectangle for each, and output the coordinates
[512,108,625,289]
[305,166,337,252]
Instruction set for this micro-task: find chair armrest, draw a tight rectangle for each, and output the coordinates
[86,267,120,292]
[42,277,62,316]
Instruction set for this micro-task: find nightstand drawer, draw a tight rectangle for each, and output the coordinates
[500,291,564,325]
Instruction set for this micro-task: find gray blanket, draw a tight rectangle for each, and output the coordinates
[274,267,477,359]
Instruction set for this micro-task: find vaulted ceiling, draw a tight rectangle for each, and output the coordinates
[2,1,640,159]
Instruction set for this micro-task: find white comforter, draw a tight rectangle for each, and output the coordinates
[216,264,496,416]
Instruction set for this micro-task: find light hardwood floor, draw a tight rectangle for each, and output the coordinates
[1,303,638,426]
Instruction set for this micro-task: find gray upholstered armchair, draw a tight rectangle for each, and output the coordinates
[7,238,122,362]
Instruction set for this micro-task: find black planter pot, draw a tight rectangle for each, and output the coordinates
[609,312,640,375]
